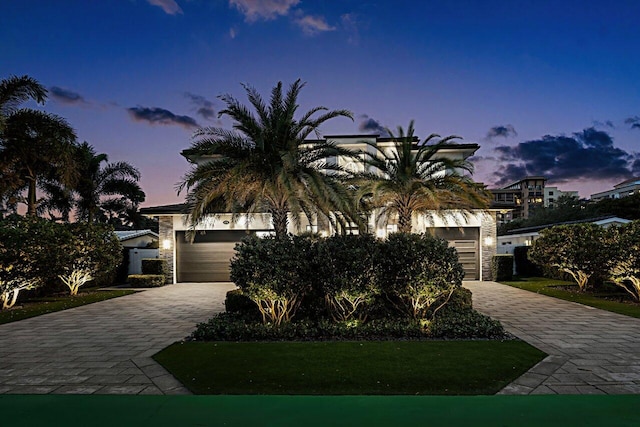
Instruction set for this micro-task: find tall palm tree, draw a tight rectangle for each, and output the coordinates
[0,109,77,216]
[178,79,362,238]
[72,142,145,223]
[0,75,47,132]
[360,121,490,233]
[0,75,48,216]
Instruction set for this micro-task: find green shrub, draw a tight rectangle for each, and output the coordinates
[430,309,506,339]
[141,258,168,275]
[491,255,513,281]
[225,289,260,318]
[608,220,640,300]
[230,235,315,325]
[376,233,464,319]
[439,287,473,316]
[127,274,165,288]
[317,234,380,321]
[513,246,540,277]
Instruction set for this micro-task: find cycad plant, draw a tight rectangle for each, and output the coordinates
[178,79,364,238]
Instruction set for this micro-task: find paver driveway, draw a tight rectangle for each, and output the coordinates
[0,283,235,395]
[466,281,640,395]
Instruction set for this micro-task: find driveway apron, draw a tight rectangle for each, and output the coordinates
[465,281,640,395]
[0,283,235,395]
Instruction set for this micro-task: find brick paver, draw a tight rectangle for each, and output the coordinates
[0,283,235,395]
[465,281,640,395]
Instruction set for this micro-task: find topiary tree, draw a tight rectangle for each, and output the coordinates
[58,223,122,295]
[376,233,464,320]
[529,223,611,291]
[230,235,315,325]
[609,221,640,300]
[317,234,380,321]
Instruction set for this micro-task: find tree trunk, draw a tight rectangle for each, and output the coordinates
[271,209,289,239]
[397,207,412,233]
[27,178,37,217]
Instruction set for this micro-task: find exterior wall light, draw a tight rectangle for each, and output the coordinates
[162,239,172,250]
[484,236,494,246]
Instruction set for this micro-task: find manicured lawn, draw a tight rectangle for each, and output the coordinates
[500,277,640,318]
[0,289,136,325]
[154,340,546,395]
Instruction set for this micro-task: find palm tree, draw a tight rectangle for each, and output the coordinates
[0,75,47,132]
[360,121,490,233]
[71,142,145,223]
[0,109,77,216]
[178,79,362,238]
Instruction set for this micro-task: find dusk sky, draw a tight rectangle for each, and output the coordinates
[2,0,640,207]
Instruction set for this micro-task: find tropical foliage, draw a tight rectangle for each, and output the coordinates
[359,121,490,233]
[178,79,363,238]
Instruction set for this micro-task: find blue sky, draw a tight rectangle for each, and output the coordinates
[2,0,639,206]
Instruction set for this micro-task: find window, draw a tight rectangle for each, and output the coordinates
[548,191,554,196]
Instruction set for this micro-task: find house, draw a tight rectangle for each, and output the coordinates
[544,186,579,208]
[141,135,499,283]
[590,177,640,201]
[114,230,159,275]
[497,215,631,256]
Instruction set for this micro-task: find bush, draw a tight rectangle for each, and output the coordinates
[230,235,315,325]
[609,221,640,300]
[127,274,165,288]
[317,234,380,321]
[225,289,260,318]
[376,233,464,319]
[491,255,513,281]
[141,258,168,275]
[430,309,507,339]
[439,287,473,316]
[513,246,540,277]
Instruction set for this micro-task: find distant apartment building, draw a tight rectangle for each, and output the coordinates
[490,177,578,223]
[590,178,640,201]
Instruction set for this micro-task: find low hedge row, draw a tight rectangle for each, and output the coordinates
[127,274,165,288]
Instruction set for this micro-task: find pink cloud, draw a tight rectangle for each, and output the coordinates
[147,0,183,15]
[229,0,299,22]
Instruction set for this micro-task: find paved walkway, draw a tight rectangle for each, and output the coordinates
[465,281,640,395]
[0,283,235,395]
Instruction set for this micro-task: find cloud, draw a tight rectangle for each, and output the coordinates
[358,115,389,136]
[146,0,182,15]
[185,92,216,121]
[486,124,517,140]
[229,0,299,22]
[49,86,88,106]
[492,127,636,186]
[625,116,640,130]
[341,13,360,45]
[592,120,615,129]
[295,14,335,35]
[127,106,198,129]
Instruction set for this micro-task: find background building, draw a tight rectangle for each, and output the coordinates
[591,178,640,201]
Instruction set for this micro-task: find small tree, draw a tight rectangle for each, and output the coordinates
[609,221,640,300]
[58,223,122,295]
[529,223,611,291]
[377,233,464,320]
[317,234,380,321]
[230,235,314,325]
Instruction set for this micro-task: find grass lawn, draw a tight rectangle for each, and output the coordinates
[0,289,136,325]
[154,340,546,395]
[500,277,640,319]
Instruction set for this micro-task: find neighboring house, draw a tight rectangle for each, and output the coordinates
[497,216,631,255]
[141,134,499,283]
[590,177,640,201]
[115,230,159,275]
[490,177,578,222]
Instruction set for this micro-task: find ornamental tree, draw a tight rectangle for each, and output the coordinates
[609,221,640,300]
[529,223,612,291]
[376,233,464,320]
[58,223,122,295]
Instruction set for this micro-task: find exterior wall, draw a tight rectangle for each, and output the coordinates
[480,211,497,281]
[119,235,157,248]
[158,216,175,284]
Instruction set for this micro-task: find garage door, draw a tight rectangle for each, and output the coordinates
[176,230,251,282]
[430,227,480,280]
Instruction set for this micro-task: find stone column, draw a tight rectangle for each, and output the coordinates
[480,211,497,281]
[158,215,175,284]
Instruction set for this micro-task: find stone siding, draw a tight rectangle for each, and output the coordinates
[158,216,175,284]
[480,211,498,281]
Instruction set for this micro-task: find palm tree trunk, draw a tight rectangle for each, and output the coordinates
[27,178,37,217]
[397,207,412,233]
[271,209,289,239]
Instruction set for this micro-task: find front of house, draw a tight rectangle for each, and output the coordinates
[141,134,498,283]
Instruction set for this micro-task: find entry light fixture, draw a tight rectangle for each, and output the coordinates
[162,239,172,250]
[484,236,494,246]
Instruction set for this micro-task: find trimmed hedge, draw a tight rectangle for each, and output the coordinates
[127,274,165,288]
[513,246,540,277]
[491,255,513,281]
[141,258,168,276]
